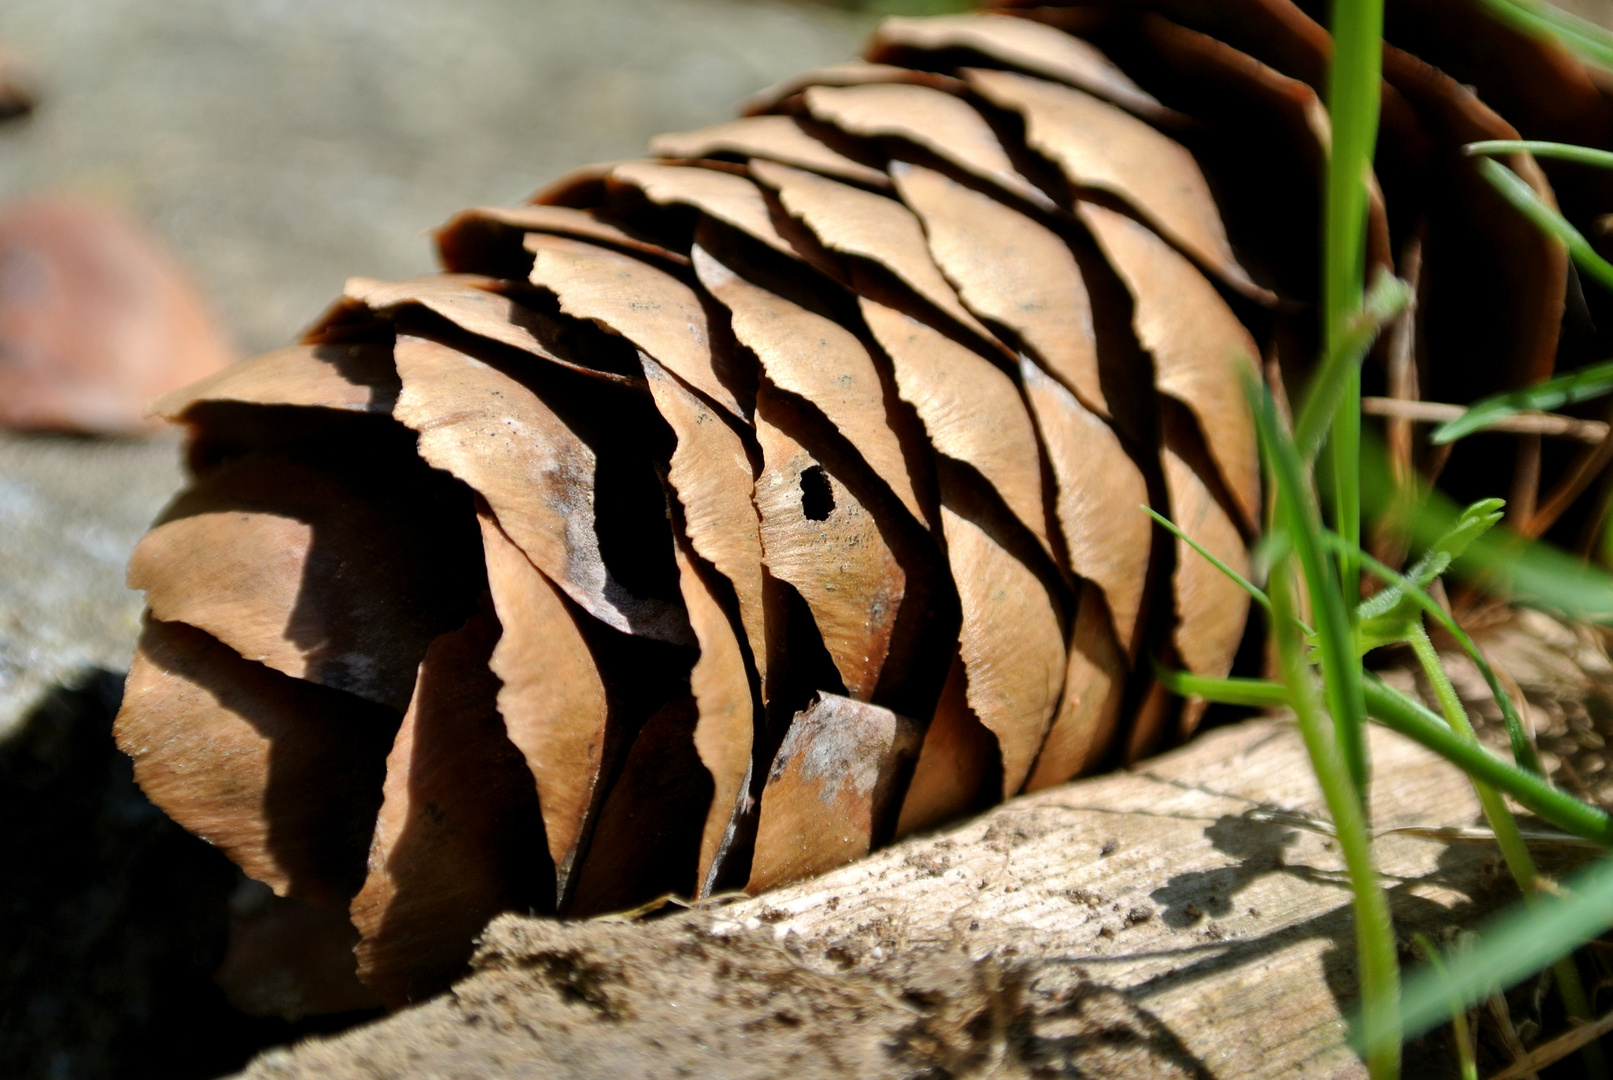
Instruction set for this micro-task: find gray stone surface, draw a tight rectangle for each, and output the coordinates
[0,0,870,354]
[0,0,870,738]
[0,433,182,736]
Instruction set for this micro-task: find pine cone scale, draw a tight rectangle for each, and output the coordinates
[121,618,396,910]
[859,294,1052,555]
[391,334,693,646]
[350,606,548,1009]
[643,355,772,688]
[1019,356,1151,656]
[478,509,608,896]
[524,232,745,420]
[890,160,1107,416]
[650,114,893,191]
[939,467,1066,797]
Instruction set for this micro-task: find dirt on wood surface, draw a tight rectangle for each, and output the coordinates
[246,908,1208,1080]
[235,704,1596,1080]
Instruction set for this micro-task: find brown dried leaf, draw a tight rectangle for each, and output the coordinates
[893,652,997,839]
[393,334,692,644]
[746,159,999,345]
[746,692,920,894]
[651,115,890,190]
[940,469,1065,797]
[436,204,688,275]
[966,67,1266,300]
[802,82,1052,209]
[524,232,744,419]
[890,161,1104,415]
[0,196,236,433]
[115,619,396,910]
[693,244,924,525]
[1019,358,1150,655]
[740,62,962,117]
[859,296,1049,552]
[1024,584,1128,790]
[1079,201,1261,531]
[479,512,610,904]
[129,454,478,711]
[351,610,550,1008]
[1162,443,1251,734]
[342,274,640,387]
[674,536,757,898]
[150,342,399,420]
[566,698,711,916]
[867,13,1170,122]
[751,384,906,702]
[643,355,774,695]
[609,161,795,256]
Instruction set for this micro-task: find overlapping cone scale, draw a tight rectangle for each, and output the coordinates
[116,1,1607,1009]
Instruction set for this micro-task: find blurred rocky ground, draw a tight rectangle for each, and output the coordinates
[0,3,868,1077]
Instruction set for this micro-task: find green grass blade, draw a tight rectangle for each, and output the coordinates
[1158,663,1613,846]
[1296,273,1415,462]
[1431,358,1613,444]
[1154,666,1289,708]
[1388,856,1613,1043]
[1474,0,1613,70]
[1477,157,1613,293]
[1402,622,1604,1074]
[1256,379,1372,804]
[1145,506,1273,613]
[1361,436,1613,621]
[1324,0,1387,613]
[1363,678,1613,845]
[1342,539,1544,775]
[1467,140,1613,170]
[1272,559,1399,1078]
[1411,935,1478,1080]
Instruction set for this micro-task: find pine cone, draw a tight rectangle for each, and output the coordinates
[114,2,1608,1009]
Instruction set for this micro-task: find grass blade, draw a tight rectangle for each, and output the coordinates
[1153,666,1289,708]
[1157,666,1613,846]
[1477,156,1613,293]
[1332,535,1544,774]
[1467,140,1613,170]
[1411,934,1477,1080]
[1271,558,1400,1078]
[1474,0,1613,71]
[1362,436,1613,621]
[1324,0,1387,610]
[1297,273,1415,462]
[1431,358,1613,444]
[1363,678,1613,845]
[1256,379,1372,805]
[1389,856,1613,1043]
[1145,506,1272,613]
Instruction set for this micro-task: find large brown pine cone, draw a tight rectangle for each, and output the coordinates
[114,1,1612,1010]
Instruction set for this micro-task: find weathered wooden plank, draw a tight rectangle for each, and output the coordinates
[236,714,1552,1080]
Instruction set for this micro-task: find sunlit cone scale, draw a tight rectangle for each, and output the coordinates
[116,1,1611,1009]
